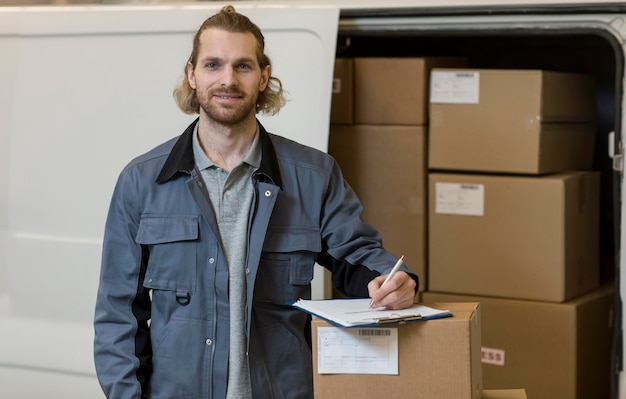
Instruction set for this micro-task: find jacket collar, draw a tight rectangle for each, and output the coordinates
[156,118,282,188]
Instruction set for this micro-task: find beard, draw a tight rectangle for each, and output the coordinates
[197,87,258,126]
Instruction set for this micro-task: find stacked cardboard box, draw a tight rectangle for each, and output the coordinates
[423,287,613,399]
[330,58,354,125]
[428,171,600,302]
[328,57,467,295]
[426,68,612,399]
[329,123,427,293]
[428,69,596,174]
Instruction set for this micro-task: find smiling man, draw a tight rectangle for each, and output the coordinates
[93,5,418,399]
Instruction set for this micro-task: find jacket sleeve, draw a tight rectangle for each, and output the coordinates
[316,159,419,297]
[94,168,152,399]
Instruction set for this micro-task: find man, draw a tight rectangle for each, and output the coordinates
[94,5,418,399]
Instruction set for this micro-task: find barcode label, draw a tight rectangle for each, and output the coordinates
[358,329,391,337]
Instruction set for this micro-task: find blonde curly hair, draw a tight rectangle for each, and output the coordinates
[173,5,286,116]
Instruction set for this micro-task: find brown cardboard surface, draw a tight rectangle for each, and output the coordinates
[423,286,614,399]
[429,69,596,174]
[328,125,427,292]
[483,389,528,399]
[312,302,482,399]
[428,171,600,302]
[330,58,354,124]
[354,57,467,125]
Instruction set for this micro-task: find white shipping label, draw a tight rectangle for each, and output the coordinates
[430,71,480,104]
[481,346,506,366]
[332,77,342,94]
[435,182,485,216]
[317,326,398,375]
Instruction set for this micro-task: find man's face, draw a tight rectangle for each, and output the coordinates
[187,28,270,126]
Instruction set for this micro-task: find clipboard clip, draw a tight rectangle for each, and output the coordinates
[374,313,423,324]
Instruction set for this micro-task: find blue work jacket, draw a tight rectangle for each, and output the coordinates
[94,119,418,399]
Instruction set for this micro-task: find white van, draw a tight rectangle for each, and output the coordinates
[0,1,622,398]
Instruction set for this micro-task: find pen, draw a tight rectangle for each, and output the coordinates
[369,255,405,308]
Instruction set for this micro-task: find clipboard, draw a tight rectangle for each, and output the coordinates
[373,314,423,324]
[291,298,452,327]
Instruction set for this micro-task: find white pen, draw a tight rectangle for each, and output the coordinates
[369,255,405,308]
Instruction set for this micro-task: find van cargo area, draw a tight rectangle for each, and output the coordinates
[330,7,621,399]
[336,15,618,280]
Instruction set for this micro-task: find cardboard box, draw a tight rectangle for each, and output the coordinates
[354,57,467,125]
[428,171,600,302]
[328,125,427,292]
[483,390,528,399]
[330,58,354,124]
[312,302,482,399]
[423,286,614,399]
[429,69,596,174]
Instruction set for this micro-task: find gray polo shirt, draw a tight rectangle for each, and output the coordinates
[192,124,261,399]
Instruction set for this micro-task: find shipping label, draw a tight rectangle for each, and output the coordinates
[430,71,480,104]
[435,182,485,216]
[317,326,398,375]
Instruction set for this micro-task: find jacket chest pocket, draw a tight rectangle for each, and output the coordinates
[255,228,321,304]
[135,215,199,293]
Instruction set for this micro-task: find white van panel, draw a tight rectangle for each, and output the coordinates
[0,367,102,399]
[0,4,339,396]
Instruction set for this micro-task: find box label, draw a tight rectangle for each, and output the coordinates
[332,77,342,94]
[317,326,398,375]
[430,71,480,104]
[435,182,485,216]
[481,346,506,366]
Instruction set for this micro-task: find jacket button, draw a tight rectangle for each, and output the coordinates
[264,190,271,197]
[245,268,250,275]
[205,339,212,346]
[209,258,215,264]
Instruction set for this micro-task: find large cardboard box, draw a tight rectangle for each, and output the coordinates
[329,125,427,292]
[429,69,596,174]
[312,302,482,399]
[483,390,528,399]
[330,58,354,124]
[354,57,467,125]
[423,286,614,399]
[428,171,600,302]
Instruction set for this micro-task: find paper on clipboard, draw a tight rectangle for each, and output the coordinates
[292,298,451,327]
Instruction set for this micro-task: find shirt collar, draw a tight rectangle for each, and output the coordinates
[156,118,281,188]
[192,123,261,171]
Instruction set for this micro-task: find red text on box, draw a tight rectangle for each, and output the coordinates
[481,346,505,366]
